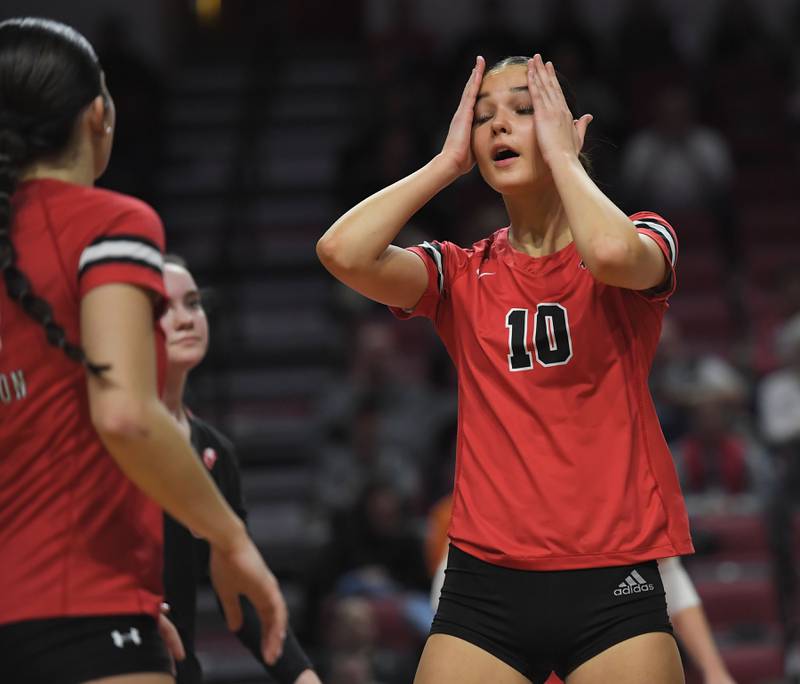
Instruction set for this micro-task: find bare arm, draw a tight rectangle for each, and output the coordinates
[317,57,486,309]
[82,283,286,663]
[672,606,736,684]
[527,54,667,291]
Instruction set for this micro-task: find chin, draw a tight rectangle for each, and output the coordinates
[170,353,204,370]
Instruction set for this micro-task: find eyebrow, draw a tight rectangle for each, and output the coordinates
[475,85,529,102]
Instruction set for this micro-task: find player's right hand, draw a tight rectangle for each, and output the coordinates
[438,55,485,177]
[209,533,288,665]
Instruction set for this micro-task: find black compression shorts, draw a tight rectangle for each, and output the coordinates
[0,613,172,684]
[431,544,674,683]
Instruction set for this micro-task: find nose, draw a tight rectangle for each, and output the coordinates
[491,109,511,135]
[173,305,194,329]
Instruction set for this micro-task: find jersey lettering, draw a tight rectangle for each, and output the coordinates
[0,370,27,404]
[505,304,573,371]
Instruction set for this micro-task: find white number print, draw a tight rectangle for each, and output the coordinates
[505,304,573,372]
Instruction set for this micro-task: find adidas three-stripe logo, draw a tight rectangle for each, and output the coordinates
[613,569,655,596]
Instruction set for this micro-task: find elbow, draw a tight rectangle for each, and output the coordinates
[584,236,634,283]
[315,232,338,269]
[316,231,359,275]
[91,398,152,443]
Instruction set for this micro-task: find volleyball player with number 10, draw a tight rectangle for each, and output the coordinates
[317,54,693,684]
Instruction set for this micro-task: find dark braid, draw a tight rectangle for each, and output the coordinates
[0,18,108,375]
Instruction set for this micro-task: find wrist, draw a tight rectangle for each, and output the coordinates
[430,153,466,184]
[547,150,583,175]
[208,516,248,555]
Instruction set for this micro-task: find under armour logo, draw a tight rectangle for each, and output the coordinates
[111,628,142,648]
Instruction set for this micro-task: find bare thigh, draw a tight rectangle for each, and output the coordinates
[566,632,684,684]
[414,634,533,684]
[83,674,173,684]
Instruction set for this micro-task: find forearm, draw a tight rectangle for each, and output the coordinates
[672,605,731,679]
[98,399,246,552]
[317,154,457,271]
[548,153,646,283]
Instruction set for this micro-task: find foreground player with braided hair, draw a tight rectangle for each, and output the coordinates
[318,54,693,683]
[0,18,286,684]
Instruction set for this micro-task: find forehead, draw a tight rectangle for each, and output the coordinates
[163,264,197,296]
[478,64,529,99]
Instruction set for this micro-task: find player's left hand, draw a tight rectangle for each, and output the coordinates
[526,53,592,168]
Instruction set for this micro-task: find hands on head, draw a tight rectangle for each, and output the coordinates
[525,53,592,167]
[440,53,592,178]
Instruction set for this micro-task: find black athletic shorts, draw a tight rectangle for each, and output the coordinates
[0,613,173,684]
[431,544,674,683]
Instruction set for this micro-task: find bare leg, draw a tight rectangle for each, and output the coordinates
[83,674,173,684]
[566,633,684,684]
[414,634,533,684]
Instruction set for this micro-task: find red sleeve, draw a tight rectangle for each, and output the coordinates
[630,211,678,301]
[389,240,454,321]
[77,201,166,300]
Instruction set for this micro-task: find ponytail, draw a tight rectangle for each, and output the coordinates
[0,18,108,374]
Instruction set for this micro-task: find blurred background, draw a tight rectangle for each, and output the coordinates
[4,0,800,682]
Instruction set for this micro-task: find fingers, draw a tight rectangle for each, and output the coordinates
[259,582,288,665]
[218,586,244,632]
[577,113,593,138]
[528,54,571,114]
[157,613,186,663]
[459,55,485,111]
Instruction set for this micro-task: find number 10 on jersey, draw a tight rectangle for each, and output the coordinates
[505,304,573,371]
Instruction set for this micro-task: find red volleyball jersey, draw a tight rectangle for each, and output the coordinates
[392,213,693,570]
[0,178,166,624]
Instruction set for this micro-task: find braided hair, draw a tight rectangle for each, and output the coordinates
[0,18,108,374]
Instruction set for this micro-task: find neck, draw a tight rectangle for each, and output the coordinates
[163,366,189,420]
[502,182,572,257]
[20,138,95,187]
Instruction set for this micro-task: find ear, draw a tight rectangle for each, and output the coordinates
[86,95,111,136]
[573,114,593,151]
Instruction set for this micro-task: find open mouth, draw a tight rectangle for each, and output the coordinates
[493,147,520,162]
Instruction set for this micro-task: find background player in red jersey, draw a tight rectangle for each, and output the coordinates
[158,254,321,684]
[0,18,285,684]
[318,53,692,683]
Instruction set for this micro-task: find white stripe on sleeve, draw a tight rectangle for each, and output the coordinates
[79,239,164,274]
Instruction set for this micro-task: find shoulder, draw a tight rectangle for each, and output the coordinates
[189,413,236,458]
[80,187,163,241]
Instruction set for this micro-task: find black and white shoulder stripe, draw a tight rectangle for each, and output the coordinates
[419,241,445,294]
[633,216,677,267]
[78,234,164,277]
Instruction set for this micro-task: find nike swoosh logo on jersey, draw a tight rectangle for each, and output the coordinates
[477,270,496,279]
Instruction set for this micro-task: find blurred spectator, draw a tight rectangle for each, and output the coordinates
[319,598,388,684]
[758,313,800,673]
[672,356,769,505]
[751,265,800,375]
[327,652,386,684]
[649,316,695,443]
[620,84,734,222]
[324,480,430,596]
[316,393,420,512]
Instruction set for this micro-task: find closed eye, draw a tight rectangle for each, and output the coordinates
[473,113,491,126]
[516,106,533,115]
